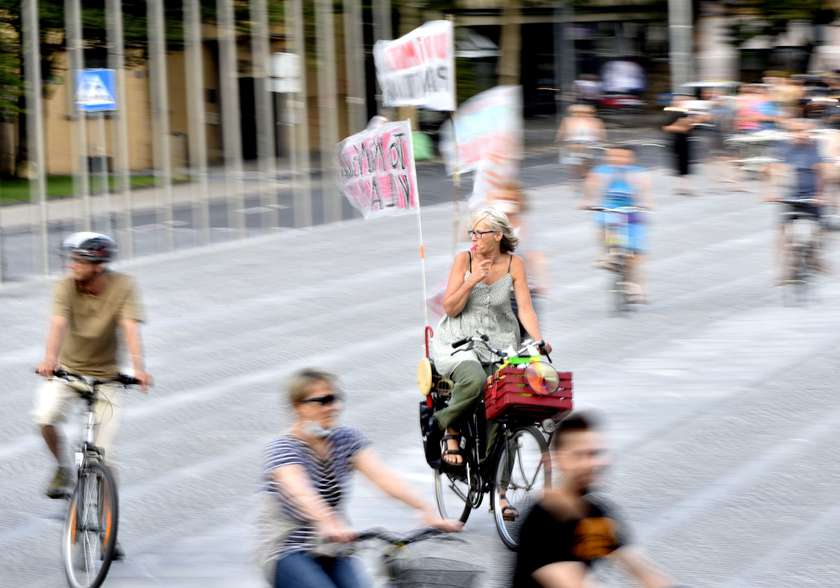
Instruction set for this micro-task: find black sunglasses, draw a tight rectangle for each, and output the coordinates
[299,393,343,406]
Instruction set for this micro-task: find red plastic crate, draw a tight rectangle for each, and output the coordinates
[484,366,573,421]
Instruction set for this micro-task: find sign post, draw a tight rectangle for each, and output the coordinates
[77,68,119,238]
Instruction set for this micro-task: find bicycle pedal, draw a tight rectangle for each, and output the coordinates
[46,488,72,500]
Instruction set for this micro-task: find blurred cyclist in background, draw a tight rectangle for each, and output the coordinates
[557,104,607,188]
[580,145,653,302]
[766,118,830,283]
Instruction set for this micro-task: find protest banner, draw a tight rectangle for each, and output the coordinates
[439,85,522,176]
[439,86,523,210]
[337,119,430,326]
[337,119,419,218]
[374,20,456,112]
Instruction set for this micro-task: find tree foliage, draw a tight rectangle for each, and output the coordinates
[725,0,836,47]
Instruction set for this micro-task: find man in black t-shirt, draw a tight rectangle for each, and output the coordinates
[513,413,681,588]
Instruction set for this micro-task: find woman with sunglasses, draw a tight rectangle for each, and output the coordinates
[257,369,460,588]
[430,208,551,514]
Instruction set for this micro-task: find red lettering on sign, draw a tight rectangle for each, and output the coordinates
[433,33,448,59]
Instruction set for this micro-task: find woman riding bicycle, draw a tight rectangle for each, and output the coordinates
[431,208,551,476]
[257,369,460,588]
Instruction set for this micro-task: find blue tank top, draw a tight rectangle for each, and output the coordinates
[594,164,641,208]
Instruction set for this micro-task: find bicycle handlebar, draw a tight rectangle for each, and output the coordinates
[353,527,448,546]
[451,333,487,349]
[451,333,549,361]
[776,198,821,206]
[50,368,140,387]
[587,205,647,213]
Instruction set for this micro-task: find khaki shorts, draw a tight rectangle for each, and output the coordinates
[32,377,122,461]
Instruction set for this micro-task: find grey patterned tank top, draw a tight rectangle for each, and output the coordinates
[431,252,521,376]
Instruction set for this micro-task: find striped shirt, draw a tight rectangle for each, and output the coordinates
[261,426,369,560]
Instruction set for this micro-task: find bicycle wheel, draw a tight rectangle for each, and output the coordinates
[492,426,551,550]
[63,461,119,588]
[611,266,627,315]
[434,460,474,524]
[796,249,810,305]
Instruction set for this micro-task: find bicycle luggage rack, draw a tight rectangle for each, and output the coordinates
[484,366,573,421]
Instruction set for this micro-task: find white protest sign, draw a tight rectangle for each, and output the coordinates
[374,20,456,112]
[337,120,420,219]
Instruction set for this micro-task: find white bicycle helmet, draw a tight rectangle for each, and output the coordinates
[61,232,116,263]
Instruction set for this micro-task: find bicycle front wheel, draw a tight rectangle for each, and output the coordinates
[492,426,551,550]
[63,461,119,588]
[612,269,628,315]
[434,461,475,524]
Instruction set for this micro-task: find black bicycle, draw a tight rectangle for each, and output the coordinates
[778,198,822,305]
[418,333,573,550]
[319,527,481,587]
[588,205,646,314]
[52,369,139,588]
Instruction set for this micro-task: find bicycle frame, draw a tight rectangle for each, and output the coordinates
[603,212,631,257]
[76,399,104,471]
[447,399,545,508]
[778,201,821,302]
[593,206,640,312]
[437,339,554,500]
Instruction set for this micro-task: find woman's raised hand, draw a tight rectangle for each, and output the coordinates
[470,258,492,285]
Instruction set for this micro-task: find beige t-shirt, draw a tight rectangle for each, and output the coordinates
[52,272,144,378]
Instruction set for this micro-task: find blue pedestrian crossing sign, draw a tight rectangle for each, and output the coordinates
[76,69,118,112]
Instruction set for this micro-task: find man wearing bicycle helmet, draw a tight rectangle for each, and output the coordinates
[34,232,151,507]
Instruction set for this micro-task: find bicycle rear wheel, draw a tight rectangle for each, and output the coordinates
[796,249,810,305]
[63,461,119,588]
[492,426,551,550]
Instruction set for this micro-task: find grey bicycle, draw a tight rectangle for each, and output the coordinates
[52,369,138,588]
[589,205,646,314]
[778,198,823,305]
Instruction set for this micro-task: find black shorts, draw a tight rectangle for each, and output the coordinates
[781,202,823,226]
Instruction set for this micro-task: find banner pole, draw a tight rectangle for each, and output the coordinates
[415,199,430,329]
[407,119,430,329]
[449,111,461,255]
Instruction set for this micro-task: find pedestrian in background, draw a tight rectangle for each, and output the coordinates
[663,94,708,196]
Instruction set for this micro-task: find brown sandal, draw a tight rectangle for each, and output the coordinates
[498,498,520,521]
[441,434,464,467]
